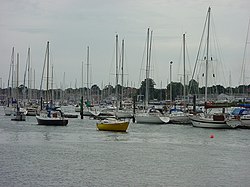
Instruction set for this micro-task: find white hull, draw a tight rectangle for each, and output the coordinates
[75,106,80,112]
[135,113,170,124]
[26,107,37,116]
[115,110,133,119]
[82,110,97,117]
[240,115,250,128]
[4,106,15,116]
[169,113,191,124]
[190,116,240,129]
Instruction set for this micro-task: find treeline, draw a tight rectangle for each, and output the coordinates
[0,78,249,102]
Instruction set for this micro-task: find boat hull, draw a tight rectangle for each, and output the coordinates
[169,115,191,124]
[82,110,96,117]
[96,120,129,132]
[26,108,38,116]
[36,116,68,126]
[240,115,250,128]
[11,112,26,121]
[190,116,239,129]
[4,106,15,116]
[135,114,170,124]
[115,111,133,119]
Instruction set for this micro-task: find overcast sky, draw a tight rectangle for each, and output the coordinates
[0,0,249,89]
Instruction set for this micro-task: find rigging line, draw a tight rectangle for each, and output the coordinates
[8,47,14,89]
[23,48,29,87]
[149,30,156,84]
[190,8,209,91]
[213,22,228,87]
[40,43,48,92]
[185,36,192,95]
[239,18,250,86]
[123,39,130,87]
[108,38,116,86]
[138,31,147,88]
[177,36,182,82]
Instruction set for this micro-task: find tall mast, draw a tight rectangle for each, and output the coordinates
[16,53,19,100]
[145,28,150,108]
[28,48,31,99]
[51,65,54,101]
[115,34,119,111]
[87,46,90,102]
[16,53,19,89]
[205,7,211,103]
[81,61,83,96]
[46,41,49,104]
[121,39,124,108]
[240,18,250,95]
[33,69,35,93]
[11,48,15,91]
[183,33,186,110]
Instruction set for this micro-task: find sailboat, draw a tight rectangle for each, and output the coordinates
[189,7,240,129]
[114,39,133,119]
[168,33,191,124]
[235,19,250,128]
[4,47,16,116]
[82,46,97,117]
[36,41,68,126]
[11,52,27,121]
[135,28,170,124]
[96,34,129,132]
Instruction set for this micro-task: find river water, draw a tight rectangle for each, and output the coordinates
[0,106,249,187]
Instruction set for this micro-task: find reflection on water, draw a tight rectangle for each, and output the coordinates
[43,131,51,141]
[0,106,250,186]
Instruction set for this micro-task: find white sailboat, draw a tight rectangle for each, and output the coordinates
[36,41,68,126]
[23,47,38,116]
[114,39,133,119]
[82,46,98,117]
[4,47,16,116]
[168,33,191,124]
[189,7,240,129]
[135,28,170,124]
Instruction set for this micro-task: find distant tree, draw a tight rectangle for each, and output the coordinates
[91,84,100,95]
[166,82,183,100]
[138,78,156,101]
[188,79,199,95]
[102,84,115,98]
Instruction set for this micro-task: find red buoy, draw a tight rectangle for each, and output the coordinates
[210,134,214,138]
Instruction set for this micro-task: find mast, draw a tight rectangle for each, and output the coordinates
[23,47,31,100]
[11,48,15,95]
[86,46,90,102]
[46,41,49,104]
[183,33,186,110]
[115,34,119,111]
[81,61,83,96]
[240,18,250,95]
[28,48,31,100]
[16,53,19,99]
[145,28,150,108]
[51,65,54,101]
[170,61,173,102]
[121,39,124,108]
[33,69,35,93]
[29,67,32,100]
[205,7,211,103]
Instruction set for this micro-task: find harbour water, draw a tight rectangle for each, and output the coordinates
[0,106,249,187]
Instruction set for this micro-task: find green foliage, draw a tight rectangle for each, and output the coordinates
[139,78,156,100]
[188,79,199,94]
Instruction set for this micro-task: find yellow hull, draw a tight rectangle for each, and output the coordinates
[96,120,129,132]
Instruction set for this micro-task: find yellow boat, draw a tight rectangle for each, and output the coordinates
[96,118,129,132]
